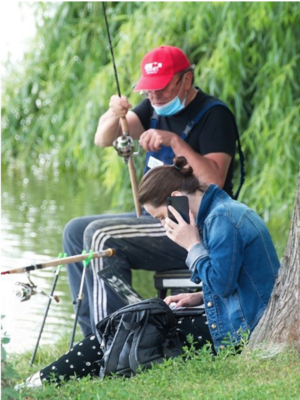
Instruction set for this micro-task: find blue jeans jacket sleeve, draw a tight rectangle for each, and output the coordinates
[186,215,245,298]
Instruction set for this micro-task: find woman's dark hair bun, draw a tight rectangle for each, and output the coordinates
[173,156,193,175]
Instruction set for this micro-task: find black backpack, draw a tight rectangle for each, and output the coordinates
[95,298,183,378]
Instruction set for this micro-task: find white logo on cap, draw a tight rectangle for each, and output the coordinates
[144,62,163,75]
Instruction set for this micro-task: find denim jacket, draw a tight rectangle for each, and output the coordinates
[186,185,280,350]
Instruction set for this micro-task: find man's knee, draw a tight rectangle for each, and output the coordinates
[63,217,89,247]
[84,217,138,248]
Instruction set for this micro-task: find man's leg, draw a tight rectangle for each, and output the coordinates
[84,216,188,327]
[62,213,135,337]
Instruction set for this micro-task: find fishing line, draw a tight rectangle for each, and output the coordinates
[102,2,122,97]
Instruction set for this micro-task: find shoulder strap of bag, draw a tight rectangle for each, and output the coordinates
[128,309,150,373]
[102,313,132,376]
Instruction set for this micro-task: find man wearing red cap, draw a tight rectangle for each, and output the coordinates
[63,46,241,337]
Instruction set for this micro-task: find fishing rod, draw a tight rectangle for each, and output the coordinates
[3,249,115,358]
[102,2,142,217]
[1,248,115,275]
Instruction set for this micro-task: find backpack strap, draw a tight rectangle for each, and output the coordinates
[102,314,133,376]
[128,303,178,373]
[150,111,159,129]
[181,100,227,139]
[128,310,150,373]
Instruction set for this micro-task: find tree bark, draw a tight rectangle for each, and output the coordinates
[247,164,300,352]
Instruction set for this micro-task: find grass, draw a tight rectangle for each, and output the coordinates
[3,334,300,400]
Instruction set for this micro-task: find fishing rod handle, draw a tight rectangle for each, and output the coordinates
[120,116,129,136]
[49,248,116,267]
[128,158,142,218]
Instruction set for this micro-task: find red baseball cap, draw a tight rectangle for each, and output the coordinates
[133,46,191,92]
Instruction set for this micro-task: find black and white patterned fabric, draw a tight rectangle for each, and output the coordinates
[40,335,102,384]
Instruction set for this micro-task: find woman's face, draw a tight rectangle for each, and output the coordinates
[143,203,168,226]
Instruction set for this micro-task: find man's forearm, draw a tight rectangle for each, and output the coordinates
[170,135,230,188]
[94,109,122,147]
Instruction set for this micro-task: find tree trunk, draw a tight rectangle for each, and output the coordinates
[247,164,300,352]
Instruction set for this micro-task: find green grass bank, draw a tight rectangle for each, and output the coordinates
[2,335,300,400]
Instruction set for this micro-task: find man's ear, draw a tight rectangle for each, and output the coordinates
[170,191,183,197]
[184,71,194,90]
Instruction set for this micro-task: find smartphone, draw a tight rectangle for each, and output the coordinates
[167,196,190,223]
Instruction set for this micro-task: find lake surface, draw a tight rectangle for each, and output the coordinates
[1,164,155,357]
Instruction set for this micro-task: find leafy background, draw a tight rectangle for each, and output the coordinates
[2,1,300,257]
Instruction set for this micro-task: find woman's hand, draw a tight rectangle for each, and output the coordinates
[165,206,201,251]
[164,292,204,308]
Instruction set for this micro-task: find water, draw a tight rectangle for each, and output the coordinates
[2,164,153,356]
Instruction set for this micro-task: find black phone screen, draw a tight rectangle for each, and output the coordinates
[167,196,190,223]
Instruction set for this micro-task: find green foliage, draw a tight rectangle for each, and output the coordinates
[1,316,20,400]
[2,2,300,255]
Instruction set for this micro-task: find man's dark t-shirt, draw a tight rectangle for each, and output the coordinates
[132,89,238,197]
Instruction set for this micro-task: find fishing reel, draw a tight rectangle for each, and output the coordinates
[14,273,59,303]
[15,281,36,302]
[113,135,139,163]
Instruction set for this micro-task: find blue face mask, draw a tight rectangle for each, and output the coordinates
[152,95,186,116]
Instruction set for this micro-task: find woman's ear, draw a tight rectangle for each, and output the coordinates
[171,191,184,197]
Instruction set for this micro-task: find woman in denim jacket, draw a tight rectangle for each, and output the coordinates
[15,155,280,390]
[138,155,280,350]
